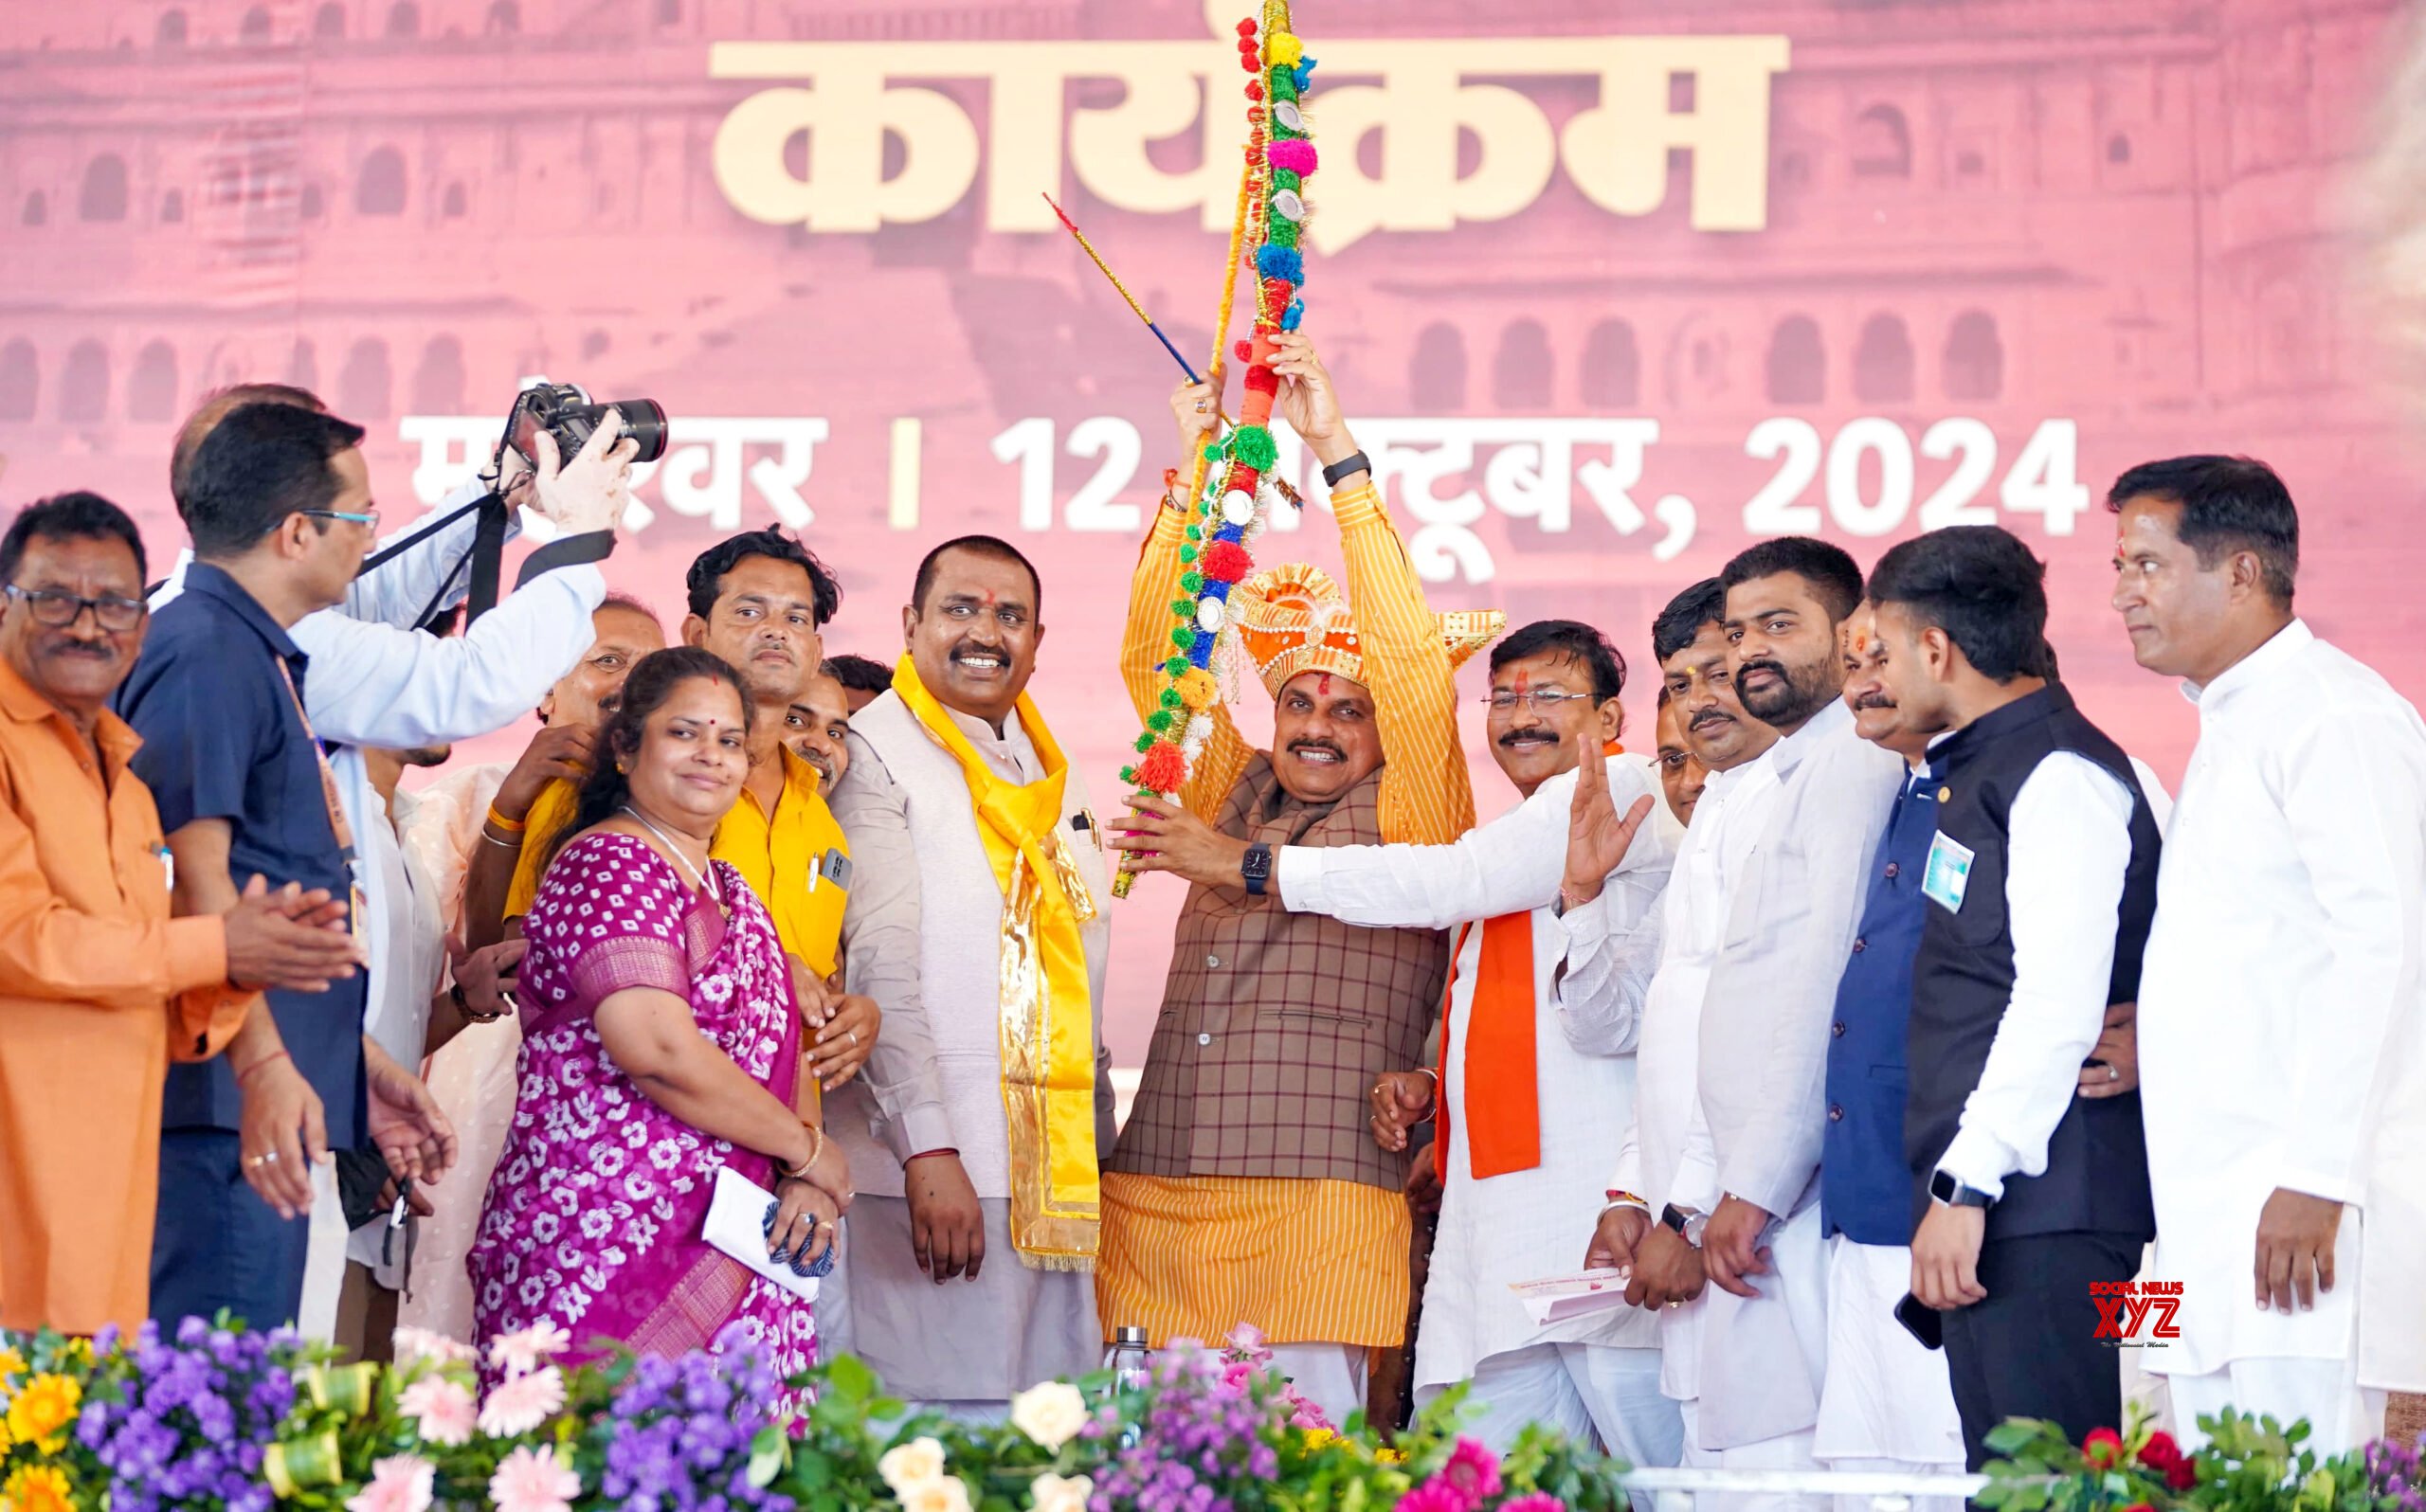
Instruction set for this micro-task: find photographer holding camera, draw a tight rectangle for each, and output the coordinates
[144,380,643,1341]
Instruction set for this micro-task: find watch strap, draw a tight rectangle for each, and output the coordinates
[1320,449,1372,488]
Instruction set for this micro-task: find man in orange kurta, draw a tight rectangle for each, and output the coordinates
[0,492,360,1336]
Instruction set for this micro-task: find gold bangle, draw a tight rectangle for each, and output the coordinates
[780,1123,824,1181]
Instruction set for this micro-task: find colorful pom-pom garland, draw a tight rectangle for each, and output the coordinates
[1113,3,1318,898]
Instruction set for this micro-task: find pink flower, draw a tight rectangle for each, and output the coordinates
[389,1328,476,1366]
[1396,1483,1465,1512]
[1224,1323,1268,1359]
[1282,1387,1332,1433]
[478,1364,567,1438]
[345,1455,435,1512]
[1438,1439,1504,1509]
[396,1377,478,1448]
[1501,1496,1567,1512]
[489,1445,580,1512]
[486,1322,570,1379]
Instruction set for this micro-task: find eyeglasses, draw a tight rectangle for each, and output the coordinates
[300,508,381,531]
[3,583,147,632]
[1479,690,1599,713]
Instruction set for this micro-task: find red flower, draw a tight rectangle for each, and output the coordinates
[2164,1461,2196,1490]
[2139,1431,2182,1469]
[2083,1429,2127,1470]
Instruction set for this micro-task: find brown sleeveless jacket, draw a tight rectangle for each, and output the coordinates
[1109,753,1450,1190]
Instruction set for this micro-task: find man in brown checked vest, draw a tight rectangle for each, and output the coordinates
[1109,335,1502,1423]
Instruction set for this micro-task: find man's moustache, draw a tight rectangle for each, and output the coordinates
[1495,729,1558,747]
[1688,711,1734,732]
[1738,658,1786,684]
[1853,692,1895,711]
[1288,740,1345,758]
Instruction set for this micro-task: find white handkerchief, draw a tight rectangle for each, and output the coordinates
[703,1163,822,1304]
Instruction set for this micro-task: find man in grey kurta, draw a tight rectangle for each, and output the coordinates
[820,535,1113,1412]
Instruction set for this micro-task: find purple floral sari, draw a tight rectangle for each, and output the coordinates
[469,831,816,1380]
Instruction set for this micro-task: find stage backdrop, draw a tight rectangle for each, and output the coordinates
[5,0,2424,1055]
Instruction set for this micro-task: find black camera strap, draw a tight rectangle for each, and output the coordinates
[464,491,510,623]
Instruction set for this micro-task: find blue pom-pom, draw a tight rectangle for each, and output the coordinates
[1188,631,1217,667]
[1256,244,1303,284]
[1294,58,1316,91]
[1281,297,1305,332]
[1214,522,1247,544]
[1204,579,1234,603]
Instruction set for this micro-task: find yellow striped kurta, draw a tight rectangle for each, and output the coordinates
[1095,1173,1413,1348]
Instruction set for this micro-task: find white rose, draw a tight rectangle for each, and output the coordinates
[1009,1382,1091,1451]
[899,1477,973,1512]
[878,1438,948,1496]
[1031,1472,1095,1512]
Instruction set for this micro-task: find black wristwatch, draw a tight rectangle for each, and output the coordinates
[1320,449,1371,488]
[1240,841,1274,896]
[1929,1169,1996,1210]
[1658,1202,1709,1248]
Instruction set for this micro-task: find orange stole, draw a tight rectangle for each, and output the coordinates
[1432,741,1623,1183]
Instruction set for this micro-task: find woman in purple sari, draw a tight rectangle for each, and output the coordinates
[470,648,850,1379]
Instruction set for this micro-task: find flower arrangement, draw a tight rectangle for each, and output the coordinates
[0,1318,1631,1512]
[1977,1409,2406,1512]
[1111,0,1320,900]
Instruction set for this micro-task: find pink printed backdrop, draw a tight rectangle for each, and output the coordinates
[4,0,2423,1052]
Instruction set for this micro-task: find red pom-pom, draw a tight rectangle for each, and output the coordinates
[1243,363,1278,395]
[1260,277,1295,309]
[1137,742,1188,794]
[1239,52,1258,72]
[1237,17,1257,34]
[1245,81,1265,100]
[1234,339,1255,364]
[1200,540,1253,584]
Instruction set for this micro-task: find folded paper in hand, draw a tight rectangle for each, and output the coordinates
[704,1163,822,1304]
[1510,1267,1633,1328]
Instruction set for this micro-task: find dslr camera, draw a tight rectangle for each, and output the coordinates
[501,379,669,468]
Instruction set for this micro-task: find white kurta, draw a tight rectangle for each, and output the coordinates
[2137,620,2426,1391]
[1420,901,1661,1391]
[1563,754,1783,1405]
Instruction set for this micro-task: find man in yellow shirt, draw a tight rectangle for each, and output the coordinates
[1104,333,1501,1423]
[494,531,876,1090]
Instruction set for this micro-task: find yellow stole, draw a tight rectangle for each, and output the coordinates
[891,657,1101,1270]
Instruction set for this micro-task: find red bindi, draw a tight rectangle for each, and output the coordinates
[1315,673,1332,697]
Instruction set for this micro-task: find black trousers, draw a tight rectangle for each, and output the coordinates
[1941,1230,2144,1470]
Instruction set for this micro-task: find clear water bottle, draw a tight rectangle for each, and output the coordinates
[1102,1325,1152,1395]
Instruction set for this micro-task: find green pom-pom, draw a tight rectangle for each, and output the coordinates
[1266,214,1300,249]
[1148,711,1173,733]
[1186,525,1204,543]
[1168,627,1193,649]
[1180,545,1200,564]
[1165,656,1188,676]
[1135,732,1155,753]
[1273,168,1302,194]
[1182,571,1204,594]
[1170,598,1194,619]
[1231,424,1278,471]
[1203,444,1221,462]
[1161,687,1184,709]
[1120,765,1137,784]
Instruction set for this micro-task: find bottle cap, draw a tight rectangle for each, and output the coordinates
[1114,1325,1150,1345]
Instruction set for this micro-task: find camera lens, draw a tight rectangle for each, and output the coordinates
[606,399,668,463]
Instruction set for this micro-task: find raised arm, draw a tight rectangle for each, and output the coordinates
[1122,379,1252,822]
[1266,332,1473,846]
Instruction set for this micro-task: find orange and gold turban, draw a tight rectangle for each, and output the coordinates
[1229,562,1503,699]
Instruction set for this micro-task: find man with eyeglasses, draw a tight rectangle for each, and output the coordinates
[116,403,481,1331]
[145,385,633,1339]
[0,491,371,1339]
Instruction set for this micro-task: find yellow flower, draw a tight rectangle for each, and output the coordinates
[0,1347,26,1384]
[5,1375,79,1451]
[1376,1449,1405,1466]
[3,1464,74,1512]
[1300,1428,1336,1451]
